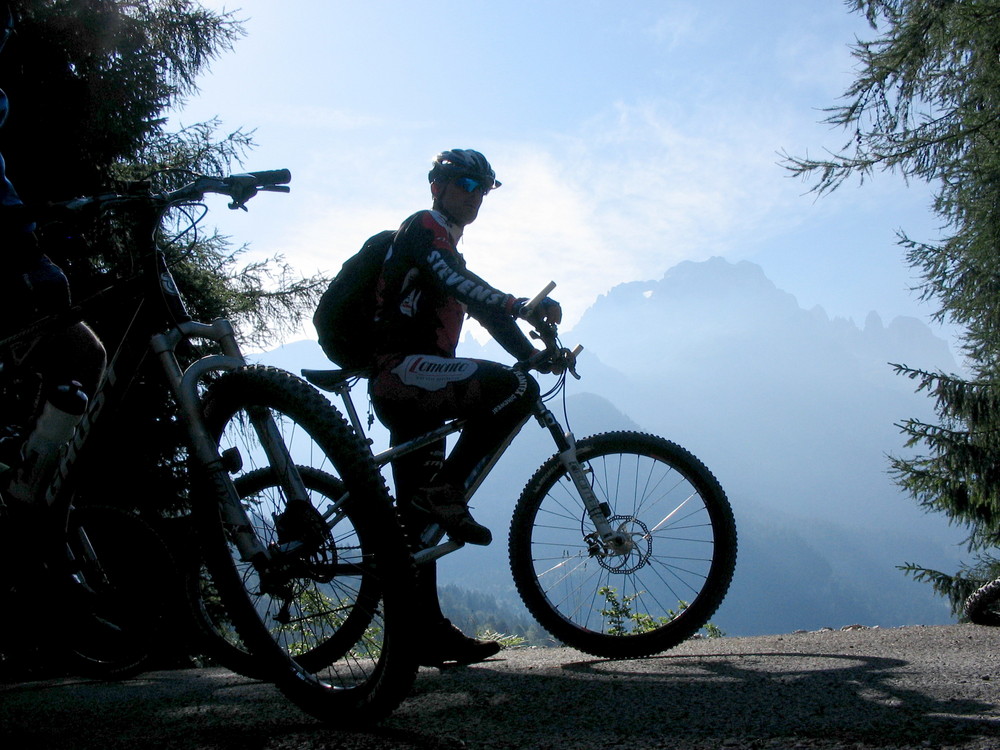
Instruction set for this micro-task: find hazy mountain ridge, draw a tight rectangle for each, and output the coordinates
[258,257,965,636]
[572,257,954,382]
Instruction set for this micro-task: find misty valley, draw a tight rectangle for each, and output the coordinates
[260,256,964,640]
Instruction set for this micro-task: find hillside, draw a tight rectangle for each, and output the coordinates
[258,257,968,637]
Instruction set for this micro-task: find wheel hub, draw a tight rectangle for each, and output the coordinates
[585,515,653,573]
[271,501,338,582]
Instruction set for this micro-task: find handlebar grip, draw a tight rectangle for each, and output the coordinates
[520,281,557,318]
[244,169,292,187]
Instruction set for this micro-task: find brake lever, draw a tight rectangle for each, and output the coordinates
[228,189,256,211]
[223,175,261,211]
[566,344,583,380]
[227,183,290,209]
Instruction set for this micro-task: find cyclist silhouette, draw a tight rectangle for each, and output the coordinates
[368,148,560,665]
[0,5,105,491]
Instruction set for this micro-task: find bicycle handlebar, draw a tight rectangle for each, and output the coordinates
[237,169,291,187]
[49,168,292,216]
[167,169,292,211]
[519,280,556,319]
[520,282,583,380]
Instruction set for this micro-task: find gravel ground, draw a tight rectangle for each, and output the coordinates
[2,624,1000,749]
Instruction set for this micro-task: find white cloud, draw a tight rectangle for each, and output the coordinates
[181,0,937,345]
[268,86,872,341]
[460,98,816,326]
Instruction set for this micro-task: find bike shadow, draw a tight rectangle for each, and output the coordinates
[1,641,998,750]
[382,646,998,748]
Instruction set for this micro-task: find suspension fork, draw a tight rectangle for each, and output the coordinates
[150,320,308,564]
[533,401,625,549]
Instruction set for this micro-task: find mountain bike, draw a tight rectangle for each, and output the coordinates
[303,283,738,658]
[0,170,416,722]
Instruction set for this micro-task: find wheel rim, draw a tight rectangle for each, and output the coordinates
[528,447,726,639]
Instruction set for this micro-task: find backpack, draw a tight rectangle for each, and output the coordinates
[313,229,395,369]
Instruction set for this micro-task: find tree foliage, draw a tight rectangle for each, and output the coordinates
[1,0,241,199]
[1,0,325,514]
[783,0,1000,611]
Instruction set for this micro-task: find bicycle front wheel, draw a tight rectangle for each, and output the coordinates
[965,578,1000,626]
[196,365,416,724]
[509,431,737,658]
[190,465,384,678]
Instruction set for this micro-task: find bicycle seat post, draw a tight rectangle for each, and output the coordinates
[333,380,371,445]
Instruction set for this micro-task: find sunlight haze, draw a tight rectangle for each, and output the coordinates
[176,1,944,344]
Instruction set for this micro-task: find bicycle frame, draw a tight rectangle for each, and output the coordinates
[322,369,628,566]
[0,181,307,571]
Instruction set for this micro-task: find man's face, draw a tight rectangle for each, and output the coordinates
[436,175,488,227]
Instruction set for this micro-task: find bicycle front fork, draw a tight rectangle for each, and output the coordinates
[151,321,307,566]
[535,405,631,556]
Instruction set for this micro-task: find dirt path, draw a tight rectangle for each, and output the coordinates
[2,624,999,749]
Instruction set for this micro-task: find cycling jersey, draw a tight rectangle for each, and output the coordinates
[1,152,18,207]
[370,207,539,502]
[0,90,22,212]
[373,209,535,362]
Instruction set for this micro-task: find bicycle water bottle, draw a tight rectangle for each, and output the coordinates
[7,382,88,504]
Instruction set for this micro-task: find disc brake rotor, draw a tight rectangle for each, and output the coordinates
[586,515,653,574]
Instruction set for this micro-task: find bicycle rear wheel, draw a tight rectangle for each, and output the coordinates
[65,505,177,679]
[196,365,416,724]
[509,431,737,658]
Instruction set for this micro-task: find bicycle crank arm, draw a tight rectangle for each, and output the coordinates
[412,539,465,566]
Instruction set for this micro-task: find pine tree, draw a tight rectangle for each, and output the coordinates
[1,0,325,516]
[783,0,1000,613]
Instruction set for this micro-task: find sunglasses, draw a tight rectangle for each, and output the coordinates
[452,176,491,195]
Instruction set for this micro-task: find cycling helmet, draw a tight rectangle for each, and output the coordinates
[428,149,501,190]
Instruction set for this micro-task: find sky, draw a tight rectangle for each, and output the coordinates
[175,0,949,346]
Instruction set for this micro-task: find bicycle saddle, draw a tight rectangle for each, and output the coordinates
[300,368,369,391]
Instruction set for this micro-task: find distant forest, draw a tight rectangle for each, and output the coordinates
[438,584,558,647]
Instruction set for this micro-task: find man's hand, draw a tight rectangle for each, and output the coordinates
[23,256,70,311]
[0,251,70,317]
[515,296,562,326]
[528,348,565,376]
[537,296,562,325]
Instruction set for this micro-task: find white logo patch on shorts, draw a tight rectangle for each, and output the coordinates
[392,355,478,392]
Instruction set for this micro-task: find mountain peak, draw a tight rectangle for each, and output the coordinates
[571,256,953,375]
